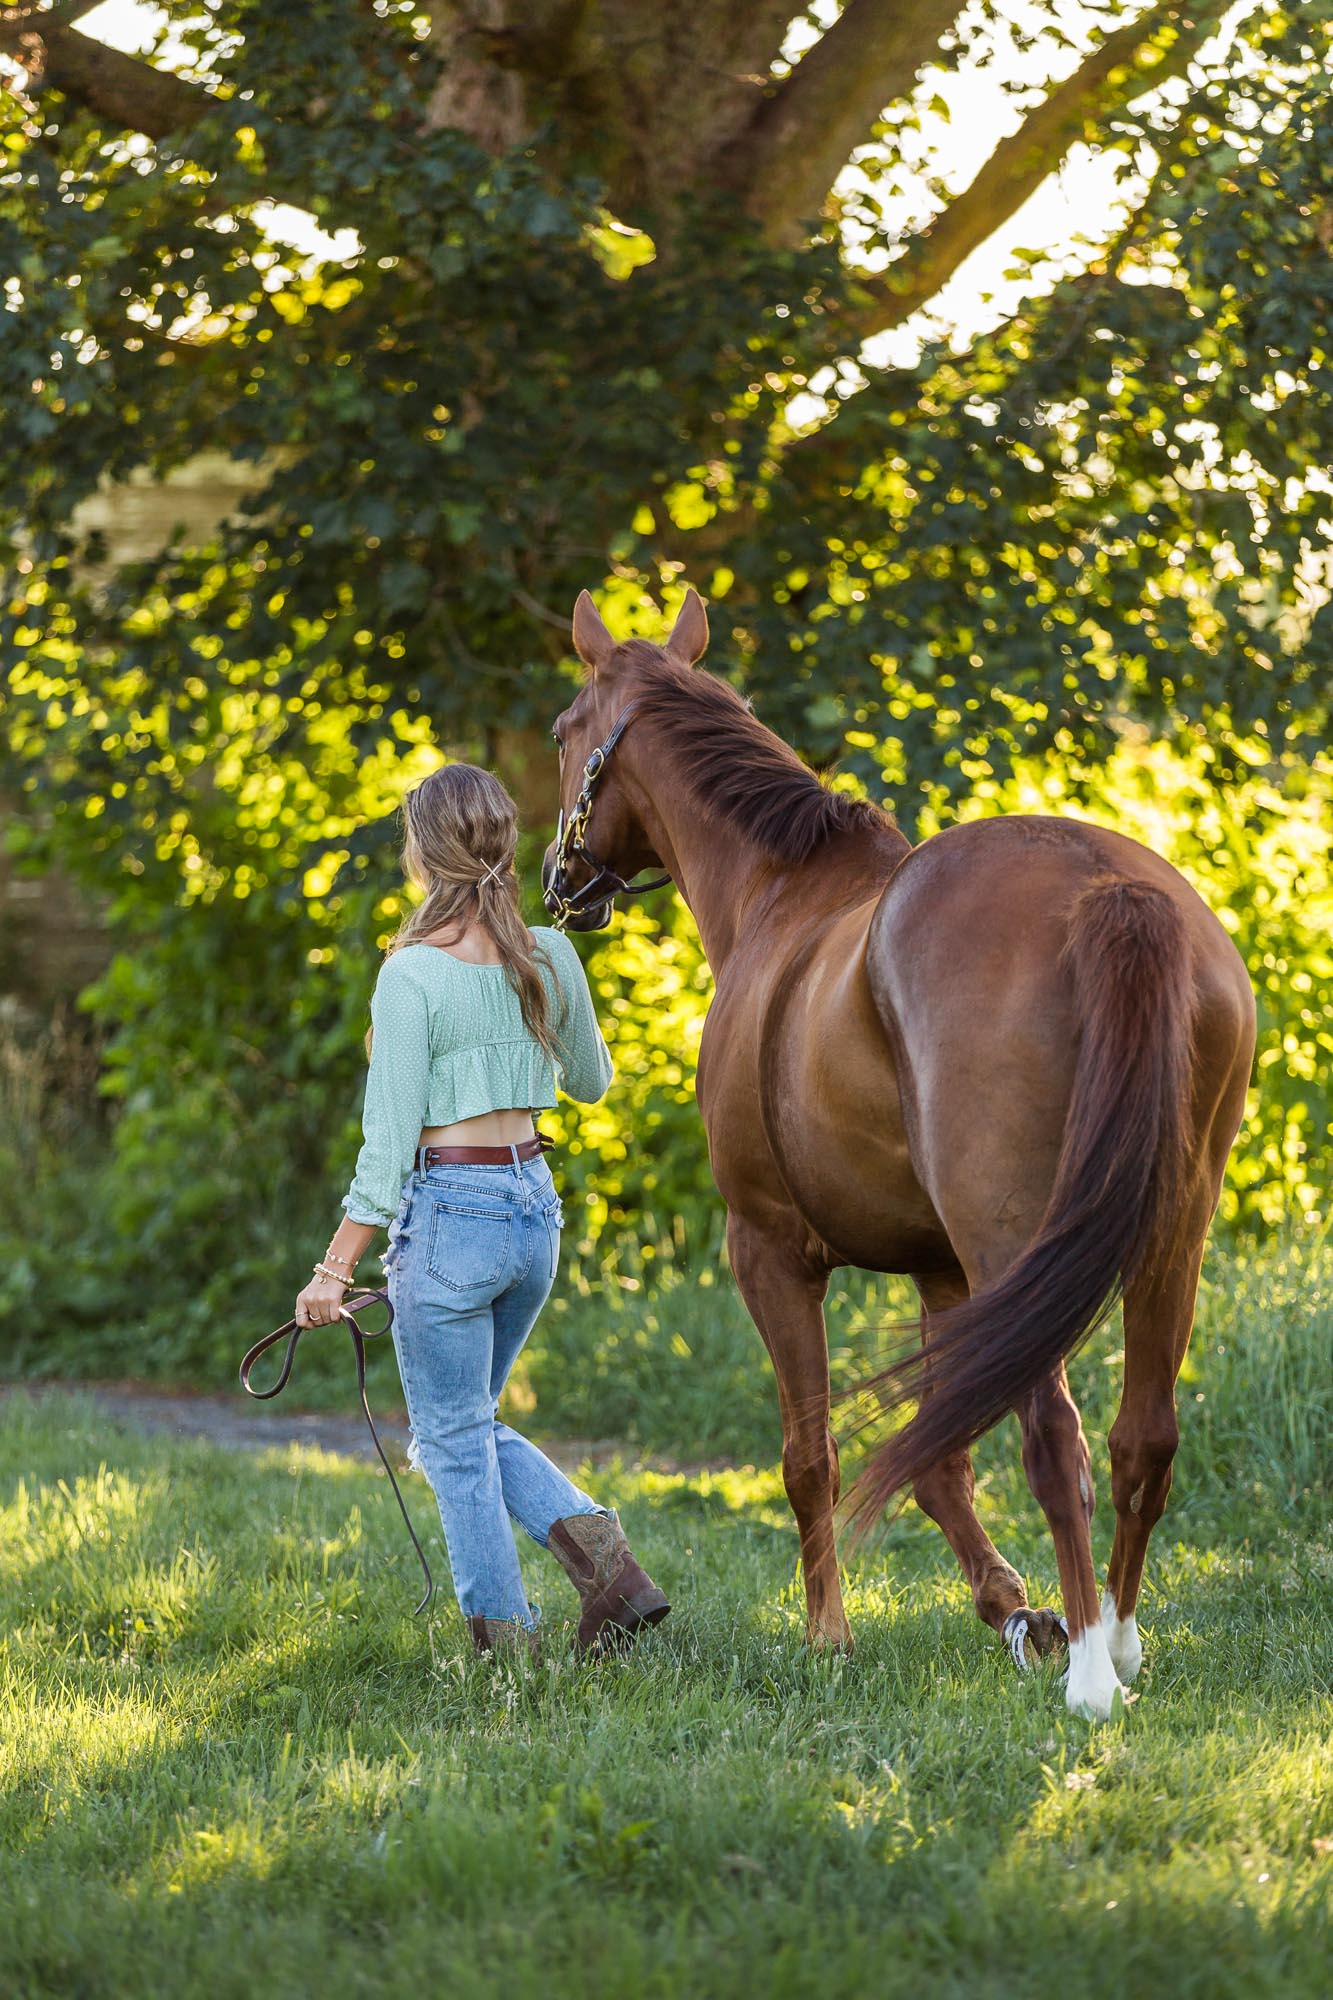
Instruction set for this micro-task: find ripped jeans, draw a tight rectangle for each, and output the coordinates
[385,1150,605,1627]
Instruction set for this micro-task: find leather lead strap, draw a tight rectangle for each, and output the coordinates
[239,1289,434,1615]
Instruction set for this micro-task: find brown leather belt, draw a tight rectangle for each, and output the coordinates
[419,1135,552,1169]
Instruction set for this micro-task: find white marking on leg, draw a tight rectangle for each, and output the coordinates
[1101,1589,1143,1683]
[1002,1610,1032,1671]
[1064,1621,1126,1720]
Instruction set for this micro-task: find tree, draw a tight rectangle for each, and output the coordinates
[5,0,1327,809]
[0,1,1328,1310]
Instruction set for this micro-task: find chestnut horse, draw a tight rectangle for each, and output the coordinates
[543,589,1255,1717]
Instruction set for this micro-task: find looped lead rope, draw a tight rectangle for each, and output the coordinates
[239,1289,434,1615]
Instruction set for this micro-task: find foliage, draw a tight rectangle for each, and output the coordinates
[743,5,1333,796]
[3,4,1329,809]
[0,734,1327,1381]
[0,1385,1329,1998]
[1,2,1330,1316]
[544,897,717,1241]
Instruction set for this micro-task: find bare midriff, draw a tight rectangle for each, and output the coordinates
[418,1107,537,1148]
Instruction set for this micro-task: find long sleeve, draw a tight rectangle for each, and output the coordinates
[545,930,614,1104]
[342,955,434,1226]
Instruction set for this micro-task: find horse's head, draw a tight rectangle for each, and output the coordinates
[541,588,708,931]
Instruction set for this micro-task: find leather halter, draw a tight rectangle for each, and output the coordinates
[239,1289,434,1615]
[543,703,672,930]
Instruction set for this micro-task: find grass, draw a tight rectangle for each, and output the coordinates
[526,1224,1333,1486]
[11,1193,1331,1491]
[2,1238,1330,2000]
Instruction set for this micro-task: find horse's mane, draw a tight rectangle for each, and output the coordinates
[620,643,897,866]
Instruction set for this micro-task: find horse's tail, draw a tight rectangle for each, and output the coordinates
[848,876,1195,1528]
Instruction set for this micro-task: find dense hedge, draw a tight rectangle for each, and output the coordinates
[1,725,1326,1388]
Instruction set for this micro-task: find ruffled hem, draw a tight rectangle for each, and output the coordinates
[421,1043,558,1126]
[342,1043,564,1225]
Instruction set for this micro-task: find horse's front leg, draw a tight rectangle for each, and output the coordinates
[727,1214,851,1650]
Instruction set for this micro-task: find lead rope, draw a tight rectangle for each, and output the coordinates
[239,1289,435,1615]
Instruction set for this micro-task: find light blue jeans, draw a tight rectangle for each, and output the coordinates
[384,1150,604,1627]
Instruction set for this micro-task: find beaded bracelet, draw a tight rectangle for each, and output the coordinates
[312,1262,352,1287]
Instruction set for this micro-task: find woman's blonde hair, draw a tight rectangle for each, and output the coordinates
[386,763,560,1063]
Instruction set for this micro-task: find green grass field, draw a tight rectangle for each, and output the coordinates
[2,1236,1329,1998]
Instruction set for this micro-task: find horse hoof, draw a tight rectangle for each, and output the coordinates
[1101,1592,1143,1683]
[807,1623,854,1654]
[1001,1607,1069,1671]
[1065,1624,1129,1720]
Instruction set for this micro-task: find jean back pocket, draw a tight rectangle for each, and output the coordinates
[426,1197,513,1293]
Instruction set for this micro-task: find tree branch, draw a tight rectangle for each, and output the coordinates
[0,16,221,139]
[0,3,103,32]
[724,0,967,241]
[836,0,1231,338]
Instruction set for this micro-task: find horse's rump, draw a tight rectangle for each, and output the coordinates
[847,872,1197,1527]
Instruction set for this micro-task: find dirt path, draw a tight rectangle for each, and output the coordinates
[0,1381,635,1476]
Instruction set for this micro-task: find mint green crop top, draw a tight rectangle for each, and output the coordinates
[341,928,613,1227]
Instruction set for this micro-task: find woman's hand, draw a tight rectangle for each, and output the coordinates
[295,1273,350,1327]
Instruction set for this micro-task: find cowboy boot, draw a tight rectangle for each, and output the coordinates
[547,1510,670,1654]
[467,1615,540,1658]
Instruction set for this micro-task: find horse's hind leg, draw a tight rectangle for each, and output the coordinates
[728,1215,851,1649]
[911,1270,1031,1638]
[1104,1033,1251,1683]
[936,1204,1114,1709]
[1102,1218,1210,1684]
[1017,1361,1119,1713]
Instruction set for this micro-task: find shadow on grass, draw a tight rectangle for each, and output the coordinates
[2,1396,1330,1999]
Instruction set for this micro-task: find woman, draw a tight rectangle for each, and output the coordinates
[294,763,669,1657]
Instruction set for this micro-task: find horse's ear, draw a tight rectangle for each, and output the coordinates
[666,587,709,666]
[572,589,615,674]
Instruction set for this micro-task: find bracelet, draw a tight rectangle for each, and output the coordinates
[322,1249,357,1272]
[313,1262,352,1287]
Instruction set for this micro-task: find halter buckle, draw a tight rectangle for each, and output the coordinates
[545,702,673,931]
